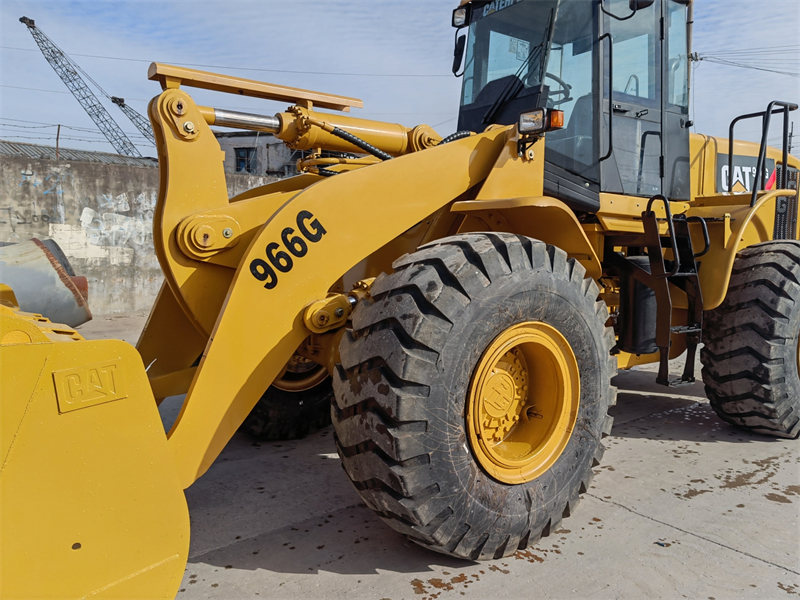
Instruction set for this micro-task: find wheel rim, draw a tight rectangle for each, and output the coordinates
[272,354,329,392]
[467,322,580,484]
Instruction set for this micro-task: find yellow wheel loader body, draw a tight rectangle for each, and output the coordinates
[0,289,189,599]
[2,0,800,590]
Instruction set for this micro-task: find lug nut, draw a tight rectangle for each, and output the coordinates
[183,121,196,133]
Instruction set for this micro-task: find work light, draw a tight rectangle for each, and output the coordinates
[452,8,467,27]
[519,109,565,135]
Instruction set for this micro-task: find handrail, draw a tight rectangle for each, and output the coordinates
[599,33,614,162]
[726,101,798,207]
[646,194,681,277]
[686,216,710,258]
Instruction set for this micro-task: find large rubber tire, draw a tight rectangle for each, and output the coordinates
[701,241,800,439]
[240,380,333,441]
[332,233,616,560]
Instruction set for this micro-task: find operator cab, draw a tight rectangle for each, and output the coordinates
[454,0,692,211]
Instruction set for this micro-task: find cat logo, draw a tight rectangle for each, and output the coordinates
[717,154,775,194]
[482,0,524,18]
[53,361,127,413]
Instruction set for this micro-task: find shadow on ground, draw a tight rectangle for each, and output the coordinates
[609,369,785,445]
[186,499,475,576]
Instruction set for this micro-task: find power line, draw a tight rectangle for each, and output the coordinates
[700,45,799,55]
[697,56,798,78]
[0,124,152,143]
[2,87,452,118]
[0,133,137,144]
[1,44,451,78]
[1,116,151,140]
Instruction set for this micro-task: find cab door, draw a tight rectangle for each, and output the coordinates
[600,0,691,200]
[663,0,692,200]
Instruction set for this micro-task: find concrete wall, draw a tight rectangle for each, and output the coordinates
[0,155,277,315]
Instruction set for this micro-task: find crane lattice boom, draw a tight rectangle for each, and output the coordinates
[20,16,142,157]
[111,97,155,146]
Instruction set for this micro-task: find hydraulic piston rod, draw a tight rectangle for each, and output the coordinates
[203,107,281,133]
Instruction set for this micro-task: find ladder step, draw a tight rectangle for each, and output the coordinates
[667,376,696,388]
[670,326,701,334]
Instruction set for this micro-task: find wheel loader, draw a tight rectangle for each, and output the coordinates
[2,0,798,597]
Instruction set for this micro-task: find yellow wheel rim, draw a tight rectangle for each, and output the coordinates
[272,354,328,392]
[467,322,580,485]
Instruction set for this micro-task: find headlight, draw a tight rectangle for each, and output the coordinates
[519,109,546,134]
[518,109,565,135]
[452,7,467,27]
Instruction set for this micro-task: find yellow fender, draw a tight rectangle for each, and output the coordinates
[689,189,799,310]
[451,196,602,280]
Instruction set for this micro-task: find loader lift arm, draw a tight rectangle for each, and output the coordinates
[141,64,510,487]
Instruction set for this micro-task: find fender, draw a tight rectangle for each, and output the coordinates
[689,189,799,310]
[451,196,602,280]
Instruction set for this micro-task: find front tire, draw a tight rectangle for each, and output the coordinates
[701,241,800,438]
[332,233,616,560]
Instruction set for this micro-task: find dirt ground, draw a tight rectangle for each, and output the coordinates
[77,314,800,600]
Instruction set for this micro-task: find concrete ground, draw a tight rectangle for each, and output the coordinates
[78,315,800,600]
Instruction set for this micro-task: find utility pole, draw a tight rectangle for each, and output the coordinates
[20,16,142,157]
[56,124,60,160]
[789,122,794,155]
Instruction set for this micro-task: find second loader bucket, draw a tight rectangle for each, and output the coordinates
[0,286,189,600]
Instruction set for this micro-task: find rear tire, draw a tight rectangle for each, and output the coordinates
[241,365,332,440]
[701,241,800,438]
[332,233,616,560]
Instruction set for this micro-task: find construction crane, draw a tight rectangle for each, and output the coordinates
[19,16,142,157]
[111,96,155,146]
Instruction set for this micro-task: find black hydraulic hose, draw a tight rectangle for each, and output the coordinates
[439,131,473,145]
[328,126,394,161]
[316,167,339,177]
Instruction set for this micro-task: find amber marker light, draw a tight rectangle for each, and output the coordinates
[549,109,565,130]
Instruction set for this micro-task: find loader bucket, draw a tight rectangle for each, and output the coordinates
[0,286,189,600]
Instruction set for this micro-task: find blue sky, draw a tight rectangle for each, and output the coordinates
[1,0,797,157]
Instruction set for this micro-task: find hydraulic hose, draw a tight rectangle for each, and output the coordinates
[326,126,394,161]
[439,130,473,145]
[316,167,339,177]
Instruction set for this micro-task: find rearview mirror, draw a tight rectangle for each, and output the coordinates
[629,0,655,8]
[453,35,466,76]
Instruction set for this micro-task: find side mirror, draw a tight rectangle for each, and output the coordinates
[452,35,467,76]
[629,0,655,9]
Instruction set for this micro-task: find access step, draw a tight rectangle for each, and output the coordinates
[670,325,701,334]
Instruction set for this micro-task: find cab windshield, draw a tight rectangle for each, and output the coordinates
[458,0,560,132]
[458,0,598,183]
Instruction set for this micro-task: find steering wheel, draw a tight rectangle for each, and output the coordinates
[544,72,573,106]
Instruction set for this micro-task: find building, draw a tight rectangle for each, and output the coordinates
[214,131,299,178]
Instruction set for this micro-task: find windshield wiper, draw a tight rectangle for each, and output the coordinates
[481,7,557,126]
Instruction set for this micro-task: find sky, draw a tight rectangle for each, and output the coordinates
[1,0,798,158]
